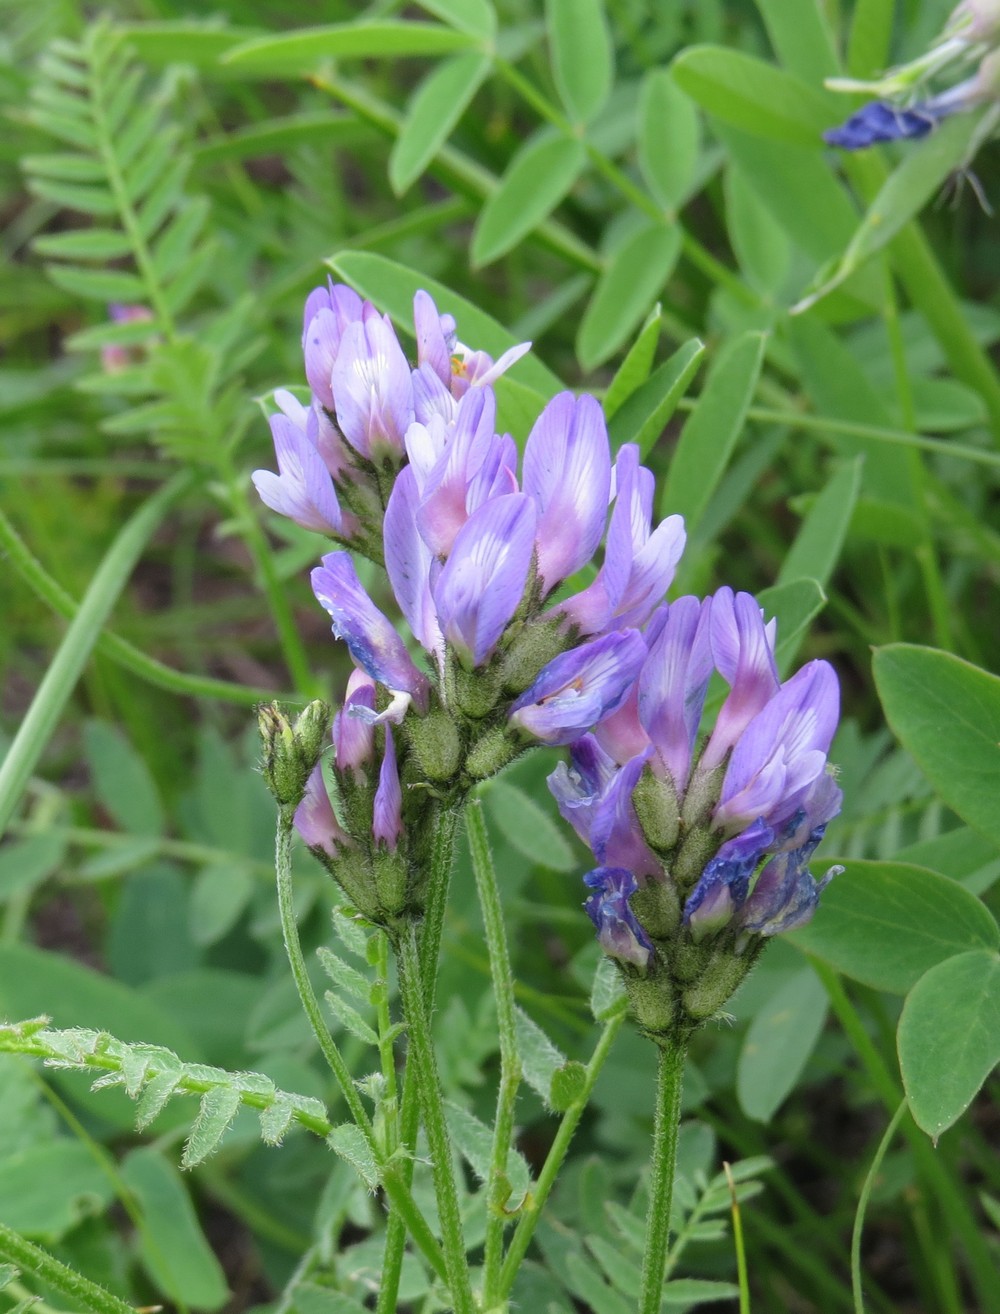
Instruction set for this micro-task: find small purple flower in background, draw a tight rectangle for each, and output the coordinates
[824,4,1000,160]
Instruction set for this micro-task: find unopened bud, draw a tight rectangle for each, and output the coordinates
[632,770,680,853]
[258,700,331,809]
[405,710,461,782]
[499,619,568,694]
[466,727,517,779]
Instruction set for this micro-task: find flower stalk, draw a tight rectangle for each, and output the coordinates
[638,1037,688,1314]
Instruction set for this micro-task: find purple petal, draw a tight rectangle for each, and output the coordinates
[700,589,780,771]
[433,494,537,668]
[509,630,647,746]
[302,285,364,410]
[416,388,498,557]
[683,817,774,937]
[332,316,414,462]
[412,361,457,426]
[547,733,617,850]
[583,866,654,970]
[384,466,443,659]
[252,414,343,535]
[590,749,661,880]
[334,668,376,779]
[311,552,429,708]
[824,99,937,150]
[592,682,650,766]
[413,289,453,389]
[738,848,841,937]
[294,764,348,856]
[373,726,402,851]
[715,660,840,833]
[637,596,713,793]
[523,392,612,594]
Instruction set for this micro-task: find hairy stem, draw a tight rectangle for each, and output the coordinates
[638,1038,688,1314]
[395,918,474,1314]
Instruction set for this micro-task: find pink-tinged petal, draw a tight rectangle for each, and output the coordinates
[593,682,650,765]
[384,466,443,658]
[433,494,537,668]
[523,392,612,594]
[637,596,713,793]
[334,669,376,779]
[303,285,364,410]
[466,433,519,513]
[311,552,429,708]
[252,414,343,535]
[417,388,498,557]
[700,589,780,771]
[373,727,402,851]
[413,290,452,388]
[294,764,348,857]
[332,316,414,462]
[509,630,647,745]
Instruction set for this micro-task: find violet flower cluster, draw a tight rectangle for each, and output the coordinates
[549,589,842,1036]
[824,1,1000,151]
[253,279,841,1028]
[253,281,685,924]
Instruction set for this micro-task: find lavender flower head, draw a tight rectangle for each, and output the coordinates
[549,588,842,1039]
[257,280,695,924]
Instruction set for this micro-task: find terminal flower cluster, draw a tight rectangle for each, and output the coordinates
[824,0,1000,151]
[254,281,841,1025]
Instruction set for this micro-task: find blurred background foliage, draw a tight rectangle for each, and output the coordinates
[2,0,1000,1311]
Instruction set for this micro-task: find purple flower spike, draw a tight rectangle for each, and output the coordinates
[312,552,429,711]
[334,669,376,779]
[331,312,414,463]
[638,596,714,793]
[295,764,348,857]
[252,413,343,536]
[583,867,654,970]
[509,629,647,746]
[373,726,403,852]
[384,466,443,661]
[715,660,840,834]
[523,392,612,594]
[303,283,363,410]
[824,100,937,150]
[700,589,779,772]
[433,493,537,668]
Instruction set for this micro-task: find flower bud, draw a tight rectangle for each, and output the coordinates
[258,700,331,809]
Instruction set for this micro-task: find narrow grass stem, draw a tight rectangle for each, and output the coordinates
[852,1102,909,1314]
[0,472,194,838]
[467,800,521,1305]
[395,920,475,1314]
[812,959,1000,1314]
[498,1005,626,1299]
[0,507,281,706]
[638,1038,688,1314]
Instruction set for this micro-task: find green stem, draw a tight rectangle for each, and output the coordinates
[376,804,461,1314]
[467,800,521,1305]
[638,1038,688,1314]
[498,1005,626,1299]
[812,959,1000,1314]
[273,808,448,1285]
[0,507,282,706]
[395,919,475,1314]
[852,1102,909,1314]
[0,472,194,838]
[0,1220,137,1314]
[374,931,399,1155]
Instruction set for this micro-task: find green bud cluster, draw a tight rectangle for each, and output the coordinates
[257,700,331,810]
